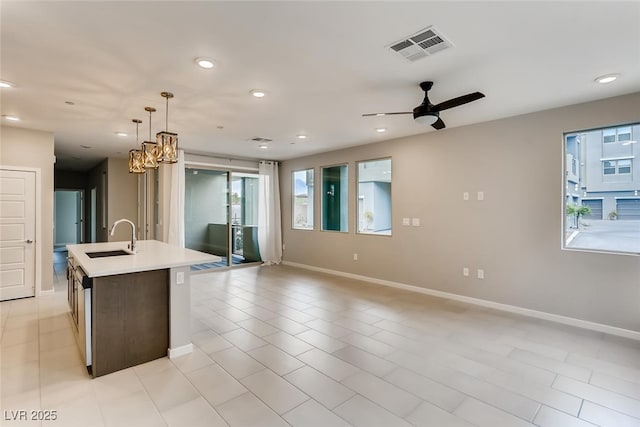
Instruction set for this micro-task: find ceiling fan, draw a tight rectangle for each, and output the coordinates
[363,81,485,130]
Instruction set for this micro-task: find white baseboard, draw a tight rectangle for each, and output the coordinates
[282,261,640,341]
[168,343,193,359]
[39,289,55,296]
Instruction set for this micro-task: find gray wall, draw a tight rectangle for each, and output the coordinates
[280,92,640,333]
[54,190,80,244]
[84,158,138,243]
[107,158,138,242]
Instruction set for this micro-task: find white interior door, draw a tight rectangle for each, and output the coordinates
[0,169,36,301]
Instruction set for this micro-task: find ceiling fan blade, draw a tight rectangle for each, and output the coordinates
[431,117,446,130]
[362,112,412,117]
[432,92,485,112]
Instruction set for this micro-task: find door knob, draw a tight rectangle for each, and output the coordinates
[25,240,33,243]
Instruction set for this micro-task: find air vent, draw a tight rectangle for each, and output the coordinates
[388,26,453,62]
[250,137,272,143]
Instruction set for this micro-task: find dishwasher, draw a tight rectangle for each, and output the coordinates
[72,261,93,371]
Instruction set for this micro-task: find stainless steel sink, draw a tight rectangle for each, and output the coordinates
[85,250,132,258]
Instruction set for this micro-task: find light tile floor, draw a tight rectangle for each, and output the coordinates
[2,264,640,426]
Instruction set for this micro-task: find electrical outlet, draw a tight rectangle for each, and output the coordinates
[176,271,185,285]
[463,192,469,201]
[412,218,420,226]
[477,269,484,279]
[477,191,484,201]
[353,253,358,261]
[402,218,411,226]
[463,267,469,277]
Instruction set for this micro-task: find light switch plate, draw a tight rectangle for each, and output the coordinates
[176,271,185,285]
[412,218,420,226]
[463,192,469,201]
[402,218,411,226]
[477,191,484,201]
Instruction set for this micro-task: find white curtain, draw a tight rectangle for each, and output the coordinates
[160,149,185,247]
[258,160,282,264]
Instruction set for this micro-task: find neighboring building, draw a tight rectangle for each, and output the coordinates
[566,123,640,220]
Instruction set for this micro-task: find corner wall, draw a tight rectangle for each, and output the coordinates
[280,92,640,333]
[0,126,55,292]
[107,158,138,242]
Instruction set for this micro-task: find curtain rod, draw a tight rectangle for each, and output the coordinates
[185,161,258,172]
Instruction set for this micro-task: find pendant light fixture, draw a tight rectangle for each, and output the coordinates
[142,106,159,169]
[156,91,178,163]
[129,119,145,174]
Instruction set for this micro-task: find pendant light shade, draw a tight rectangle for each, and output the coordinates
[129,119,145,174]
[156,91,178,164]
[142,106,159,169]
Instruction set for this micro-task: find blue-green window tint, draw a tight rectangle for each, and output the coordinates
[321,165,348,232]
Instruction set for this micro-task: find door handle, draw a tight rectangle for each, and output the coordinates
[25,240,33,244]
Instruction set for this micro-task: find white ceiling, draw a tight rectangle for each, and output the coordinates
[2,1,639,171]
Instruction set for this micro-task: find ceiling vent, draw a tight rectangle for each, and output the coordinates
[388,26,453,62]
[250,137,272,143]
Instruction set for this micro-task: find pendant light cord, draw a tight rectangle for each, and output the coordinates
[165,96,169,131]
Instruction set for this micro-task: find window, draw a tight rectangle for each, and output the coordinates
[618,159,632,174]
[618,127,632,142]
[603,161,616,175]
[563,122,640,255]
[603,126,632,143]
[603,128,616,143]
[357,158,391,235]
[321,164,348,232]
[292,168,314,229]
[602,159,632,176]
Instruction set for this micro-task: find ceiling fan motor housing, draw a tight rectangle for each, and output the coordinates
[413,104,439,125]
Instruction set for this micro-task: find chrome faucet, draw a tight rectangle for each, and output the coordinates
[109,219,137,253]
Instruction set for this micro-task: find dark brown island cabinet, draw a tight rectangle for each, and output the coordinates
[67,240,220,377]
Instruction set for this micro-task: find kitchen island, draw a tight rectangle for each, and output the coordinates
[66,240,220,377]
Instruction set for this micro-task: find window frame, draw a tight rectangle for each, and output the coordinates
[291,168,315,231]
[602,158,633,176]
[355,157,392,236]
[563,122,639,256]
[603,126,633,144]
[320,163,349,233]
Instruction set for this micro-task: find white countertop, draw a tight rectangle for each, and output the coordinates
[67,240,221,277]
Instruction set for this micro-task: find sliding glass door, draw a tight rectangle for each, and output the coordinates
[231,172,260,264]
[185,167,260,269]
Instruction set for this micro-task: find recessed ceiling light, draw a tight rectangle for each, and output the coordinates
[595,74,619,84]
[250,89,266,98]
[3,115,20,121]
[375,127,387,133]
[0,80,15,88]
[195,57,215,69]
[258,143,268,149]
[297,134,307,139]
[115,132,128,137]
[375,113,385,117]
